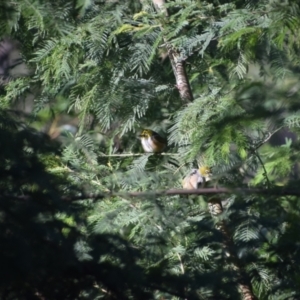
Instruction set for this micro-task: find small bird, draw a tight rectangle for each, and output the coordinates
[182,166,211,189]
[138,129,167,153]
[182,166,223,216]
[208,197,223,216]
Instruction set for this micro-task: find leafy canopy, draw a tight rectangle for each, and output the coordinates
[1,0,300,299]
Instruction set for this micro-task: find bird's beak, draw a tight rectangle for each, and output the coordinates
[205,175,211,182]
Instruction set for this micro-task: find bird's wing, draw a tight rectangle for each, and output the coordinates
[151,131,167,144]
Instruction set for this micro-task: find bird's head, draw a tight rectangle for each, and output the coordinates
[139,129,153,139]
[198,166,211,181]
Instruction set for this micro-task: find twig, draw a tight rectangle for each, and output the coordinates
[254,151,271,188]
[252,126,283,151]
[98,152,179,157]
[176,252,185,274]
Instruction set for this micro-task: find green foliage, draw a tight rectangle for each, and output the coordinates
[1,0,300,298]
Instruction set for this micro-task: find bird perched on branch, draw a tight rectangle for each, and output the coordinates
[182,166,223,216]
[138,129,167,153]
[182,166,211,189]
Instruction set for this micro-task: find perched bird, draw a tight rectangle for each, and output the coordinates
[138,129,167,153]
[182,166,223,216]
[208,197,223,216]
[182,166,211,189]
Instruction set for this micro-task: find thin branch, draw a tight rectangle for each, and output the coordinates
[253,126,283,151]
[2,187,300,203]
[254,151,271,188]
[98,152,179,157]
[122,187,300,197]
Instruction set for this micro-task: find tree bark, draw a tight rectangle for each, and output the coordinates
[151,0,193,103]
[218,221,257,300]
